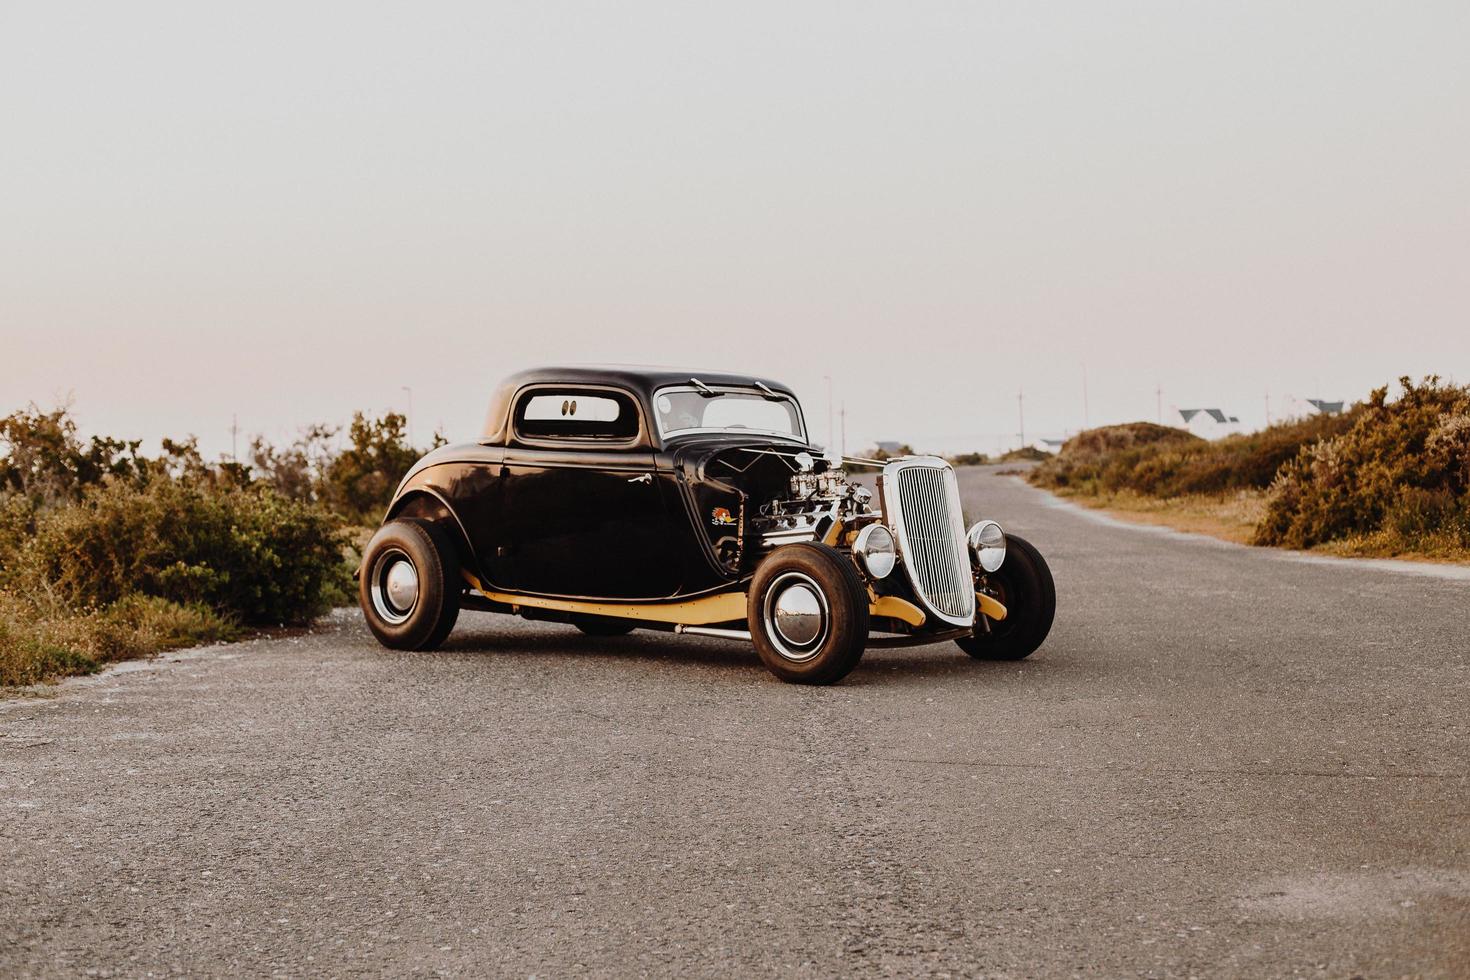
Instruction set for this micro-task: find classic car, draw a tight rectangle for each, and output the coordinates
[357,366,1056,684]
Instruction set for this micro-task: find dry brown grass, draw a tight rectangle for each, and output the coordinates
[1055,487,1470,563]
[0,589,232,689]
[1033,379,1470,563]
[1311,532,1470,564]
[1053,488,1266,545]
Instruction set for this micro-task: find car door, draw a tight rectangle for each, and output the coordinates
[499,387,684,599]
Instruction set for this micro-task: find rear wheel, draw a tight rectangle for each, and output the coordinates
[957,533,1054,661]
[359,519,461,651]
[748,543,869,685]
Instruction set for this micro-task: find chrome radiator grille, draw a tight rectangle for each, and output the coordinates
[885,461,976,626]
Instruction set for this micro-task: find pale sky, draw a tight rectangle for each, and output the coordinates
[3,2,1467,457]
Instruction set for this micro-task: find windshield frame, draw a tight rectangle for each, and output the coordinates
[652,384,809,444]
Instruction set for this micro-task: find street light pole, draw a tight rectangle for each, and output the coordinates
[1017,388,1025,448]
[401,386,414,447]
[823,375,833,452]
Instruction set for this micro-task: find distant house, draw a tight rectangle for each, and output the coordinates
[1305,398,1345,416]
[1032,438,1065,455]
[874,441,905,455]
[1178,408,1243,440]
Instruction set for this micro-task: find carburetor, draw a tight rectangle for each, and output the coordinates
[789,468,852,500]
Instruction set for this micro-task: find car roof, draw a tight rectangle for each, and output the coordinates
[481,364,801,446]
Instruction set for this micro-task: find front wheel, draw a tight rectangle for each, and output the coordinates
[748,543,869,685]
[956,533,1054,661]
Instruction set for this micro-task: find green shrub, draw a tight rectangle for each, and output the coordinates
[0,404,399,686]
[0,405,148,505]
[22,478,348,626]
[249,424,338,503]
[1256,378,1470,549]
[321,412,425,523]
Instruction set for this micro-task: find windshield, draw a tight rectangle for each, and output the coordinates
[654,386,806,442]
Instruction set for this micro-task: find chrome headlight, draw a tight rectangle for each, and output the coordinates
[967,520,1006,573]
[853,523,897,579]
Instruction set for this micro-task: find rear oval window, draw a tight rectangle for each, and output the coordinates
[514,390,640,440]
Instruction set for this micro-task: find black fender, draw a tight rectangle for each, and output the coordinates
[370,487,479,584]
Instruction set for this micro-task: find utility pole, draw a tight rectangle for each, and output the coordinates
[838,401,847,459]
[1155,384,1163,425]
[1017,388,1025,448]
[1265,391,1272,427]
[230,414,239,462]
[823,375,834,452]
[401,386,414,447]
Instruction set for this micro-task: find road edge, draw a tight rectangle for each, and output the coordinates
[1024,478,1470,582]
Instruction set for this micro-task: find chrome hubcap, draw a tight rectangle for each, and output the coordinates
[385,560,419,612]
[370,549,419,625]
[762,572,830,662]
[773,584,822,645]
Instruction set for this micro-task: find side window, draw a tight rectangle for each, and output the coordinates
[514,389,640,441]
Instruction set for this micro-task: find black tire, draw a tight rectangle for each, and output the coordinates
[747,543,869,685]
[957,533,1054,661]
[359,519,461,651]
[571,615,637,636]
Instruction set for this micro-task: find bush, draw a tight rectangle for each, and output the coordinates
[1256,378,1470,550]
[0,404,409,686]
[0,405,147,506]
[1029,422,1204,493]
[321,412,427,523]
[1030,413,1360,498]
[249,424,338,503]
[1026,378,1470,557]
[22,478,347,626]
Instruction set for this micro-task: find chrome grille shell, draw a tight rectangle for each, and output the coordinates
[882,458,976,627]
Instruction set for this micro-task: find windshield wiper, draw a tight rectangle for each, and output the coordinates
[689,377,723,398]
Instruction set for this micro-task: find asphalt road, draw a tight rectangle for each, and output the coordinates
[3,467,1467,978]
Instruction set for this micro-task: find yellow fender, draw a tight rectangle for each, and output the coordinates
[977,592,1008,621]
[869,594,926,627]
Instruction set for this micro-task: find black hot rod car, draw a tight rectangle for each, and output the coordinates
[358,366,1055,684]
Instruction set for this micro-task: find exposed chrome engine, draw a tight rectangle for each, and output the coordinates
[701,446,884,572]
[751,467,876,549]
